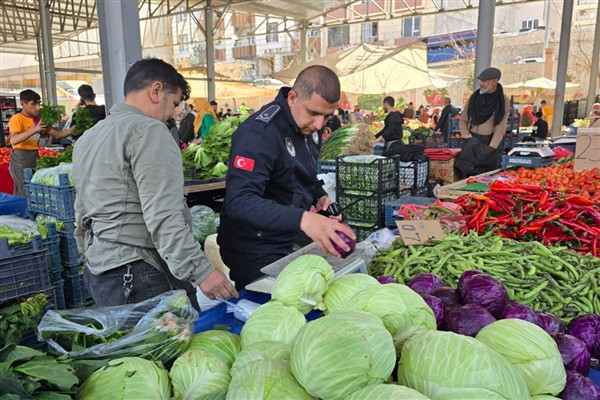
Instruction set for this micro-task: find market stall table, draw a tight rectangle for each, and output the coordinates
[433,169,502,200]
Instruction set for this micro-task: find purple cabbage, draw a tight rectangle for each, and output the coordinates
[332,226,356,258]
[553,333,592,376]
[431,286,462,310]
[459,272,508,318]
[502,301,542,326]
[537,311,566,335]
[407,273,446,296]
[568,314,600,359]
[377,275,398,284]
[422,294,445,328]
[558,371,600,400]
[458,270,483,293]
[443,304,496,337]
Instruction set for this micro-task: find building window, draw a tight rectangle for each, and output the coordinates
[521,19,539,30]
[178,7,186,22]
[328,26,350,47]
[307,28,321,38]
[179,34,189,52]
[267,22,279,42]
[362,22,378,42]
[402,16,421,38]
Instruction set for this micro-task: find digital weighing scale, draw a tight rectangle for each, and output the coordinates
[501,141,555,170]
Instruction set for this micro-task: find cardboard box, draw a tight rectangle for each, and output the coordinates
[429,158,458,184]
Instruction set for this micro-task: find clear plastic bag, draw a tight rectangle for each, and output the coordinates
[31,163,73,186]
[35,214,65,231]
[190,205,217,244]
[0,215,47,245]
[398,200,466,234]
[37,290,196,364]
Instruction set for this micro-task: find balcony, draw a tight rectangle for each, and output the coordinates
[233,44,257,59]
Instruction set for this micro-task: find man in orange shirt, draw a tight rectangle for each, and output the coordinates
[8,89,74,196]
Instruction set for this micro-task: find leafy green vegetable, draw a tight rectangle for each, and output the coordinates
[271,255,334,315]
[0,294,49,346]
[476,319,566,396]
[190,205,217,245]
[0,216,47,245]
[322,274,379,315]
[290,311,396,400]
[36,147,73,170]
[319,124,360,161]
[186,330,240,368]
[240,301,306,349]
[347,383,431,399]
[230,341,290,376]
[210,162,228,178]
[397,330,531,400]
[73,107,95,134]
[169,350,230,400]
[31,163,73,186]
[40,105,62,127]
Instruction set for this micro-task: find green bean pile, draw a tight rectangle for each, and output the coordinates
[369,231,600,321]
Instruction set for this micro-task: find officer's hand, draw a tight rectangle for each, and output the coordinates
[300,212,356,257]
[315,196,333,213]
[199,270,238,300]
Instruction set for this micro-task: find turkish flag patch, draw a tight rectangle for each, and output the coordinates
[234,155,255,172]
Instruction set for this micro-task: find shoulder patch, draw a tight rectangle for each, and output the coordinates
[255,105,281,124]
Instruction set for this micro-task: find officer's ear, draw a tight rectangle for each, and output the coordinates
[288,89,298,108]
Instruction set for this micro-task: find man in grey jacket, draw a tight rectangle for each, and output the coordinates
[73,58,237,308]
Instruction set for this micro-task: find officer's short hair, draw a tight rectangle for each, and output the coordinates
[20,89,41,104]
[292,65,340,104]
[124,57,190,100]
[78,84,96,101]
[383,96,395,107]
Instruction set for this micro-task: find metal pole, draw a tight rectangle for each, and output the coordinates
[550,0,574,138]
[35,34,47,104]
[205,0,216,101]
[473,0,495,90]
[543,0,552,50]
[38,0,57,105]
[97,0,142,109]
[585,0,600,116]
[300,21,308,64]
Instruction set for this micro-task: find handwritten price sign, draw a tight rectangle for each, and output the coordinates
[396,220,446,245]
[574,127,600,172]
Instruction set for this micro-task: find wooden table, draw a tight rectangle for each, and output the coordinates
[184,180,226,196]
[433,169,501,200]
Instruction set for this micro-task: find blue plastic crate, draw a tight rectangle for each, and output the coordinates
[0,235,51,304]
[0,193,27,217]
[500,155,554,170]
[317,160,336,174]
[384,196,437,228]
[42,222,61,274]
[50,270,62,284]
[58,221,80,267]
[194,290,322,335]
[62,271,93,308]
[589,367,600,386]
[24,169,76,221]
[52,278,65,310]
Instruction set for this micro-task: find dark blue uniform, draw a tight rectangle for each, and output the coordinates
[218,87,327,289]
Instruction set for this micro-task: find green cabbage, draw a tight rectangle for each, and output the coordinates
[271,255,334,314]
[240,301,306,349]
[398,330,531,400]
[170,350,230,400]
[76,357,170,399]
[347,383,431,399]
[230,341,290,376]
[344,283,436,349]
[187,330,241,368]
[476,319,566,396]
[290,311,396,400]
[323,274,379,315]
[190,205,217,244]
[226,359,313,400]
[531,396,560,400]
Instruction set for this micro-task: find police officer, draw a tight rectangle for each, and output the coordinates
[218,65,356,290]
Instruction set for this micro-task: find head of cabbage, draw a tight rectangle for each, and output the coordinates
[346,383,431,399]
[476,319,566,396]
[170,349,230,400]
[397,330,531,400]
[230,340,290,376]
[77,357,170,400]
[187,330,241,368]
[226,359,313,400]
[271,255,334,315]
[240,301,306,349]
[344,283,437,349]
[290,310,396,400]
[323,273,380,315]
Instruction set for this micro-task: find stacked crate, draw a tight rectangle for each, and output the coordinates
[24,168,93,308]
[335,156,400,241]
[398,157,431,197]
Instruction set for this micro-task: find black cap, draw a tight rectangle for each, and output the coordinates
[477,67,501,81]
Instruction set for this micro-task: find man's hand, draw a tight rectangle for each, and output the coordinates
[32,120,46,135]
[199,270,238,300]
[300,211,356,257]
[314,195,334,213]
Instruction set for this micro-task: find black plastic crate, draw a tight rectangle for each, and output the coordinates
[62,271,93,308]
[24,169,76,221]
[183,163,198,181]
[0,235,51,304]
[58,221,80,268]
[447,136,465,148]
[336,155,398,193]
[337,188,397,226]
[398,159,430,192]
[424,135,446,148]
[317,160,336,174]
[345,221,381,242]
[52,278,65,310]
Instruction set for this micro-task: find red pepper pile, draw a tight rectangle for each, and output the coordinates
[455,180,600,257]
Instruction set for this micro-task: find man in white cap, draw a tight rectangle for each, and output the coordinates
[455,67,509,176]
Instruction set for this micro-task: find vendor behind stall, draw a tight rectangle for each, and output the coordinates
[375,96,404,152]
[218,65,355,290]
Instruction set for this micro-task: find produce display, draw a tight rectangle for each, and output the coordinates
[319,124,373,160]
[455,180,600,256]
[0,294,49,345]
[0,147,60,166]
[39,104,63,127]
[72,107,95,134]
[370,232,600,320]
[36,147,73,170]
[0,215,48,245]
[31,163,73,186]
